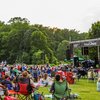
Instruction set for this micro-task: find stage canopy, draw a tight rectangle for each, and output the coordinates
[70,38,100,66]
[70,38,100,48]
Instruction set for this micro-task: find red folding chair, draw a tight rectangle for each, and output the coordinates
[16,82,33,100]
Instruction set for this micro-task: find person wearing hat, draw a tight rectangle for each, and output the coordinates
[18,71,38,88]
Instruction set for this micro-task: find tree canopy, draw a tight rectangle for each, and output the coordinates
[0,17,99,64]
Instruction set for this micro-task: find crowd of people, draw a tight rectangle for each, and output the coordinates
[0,62,100,100]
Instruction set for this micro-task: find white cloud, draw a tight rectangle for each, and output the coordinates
[81,6,100,32]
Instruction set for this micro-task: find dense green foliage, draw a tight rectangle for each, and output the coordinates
[0,17,100,64]
[88,21,100,60]
[0,17,82,64]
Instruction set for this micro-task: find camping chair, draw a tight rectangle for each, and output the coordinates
[34,91,45,100]
[50,84,71,100]
[8,88,33,100]
[16,82,34,100]
[11,75,35,100]
[1,88,18,100]
[67,89,80,100]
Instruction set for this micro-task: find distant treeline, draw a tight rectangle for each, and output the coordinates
[0,17,100,64]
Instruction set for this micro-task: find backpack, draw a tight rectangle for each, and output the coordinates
[34,92,45,100]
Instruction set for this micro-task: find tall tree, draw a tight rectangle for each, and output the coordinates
[89,21,100,38]
[57,40,69,61]
[88,21,100,60]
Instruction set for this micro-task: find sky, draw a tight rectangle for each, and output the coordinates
[0,0,100,32]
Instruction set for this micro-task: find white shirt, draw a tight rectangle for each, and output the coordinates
[97,81,100,91]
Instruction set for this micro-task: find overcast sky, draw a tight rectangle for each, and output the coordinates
[0,0,100,32]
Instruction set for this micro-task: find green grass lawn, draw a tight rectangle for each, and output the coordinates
[38,79,100,100]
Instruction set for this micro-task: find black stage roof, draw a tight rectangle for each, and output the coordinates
[70,38,100,48]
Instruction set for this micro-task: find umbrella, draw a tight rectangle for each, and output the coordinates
[82,60,95,68]
[70,57,84,61]
[13,68,21,75]
[13,69,19,73]
[79,57,84,61]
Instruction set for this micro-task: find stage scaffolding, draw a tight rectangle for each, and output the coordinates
[70,38,100,67]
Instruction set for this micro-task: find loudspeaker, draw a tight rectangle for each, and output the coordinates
[74,57,79,67]
[82,47,89,55]
[66,49,71,60]
[94,58,99,64]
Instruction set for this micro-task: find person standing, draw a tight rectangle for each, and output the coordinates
[97,78,100,92]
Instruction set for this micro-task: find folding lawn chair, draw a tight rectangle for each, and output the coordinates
[16,82,34,100]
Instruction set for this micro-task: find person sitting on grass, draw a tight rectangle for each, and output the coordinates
[13,71,39,93]
[0,83,6,100]
[42,73,52,86]
[50,74,69,100]
[1,74,13,90]
[0,83,18,100]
